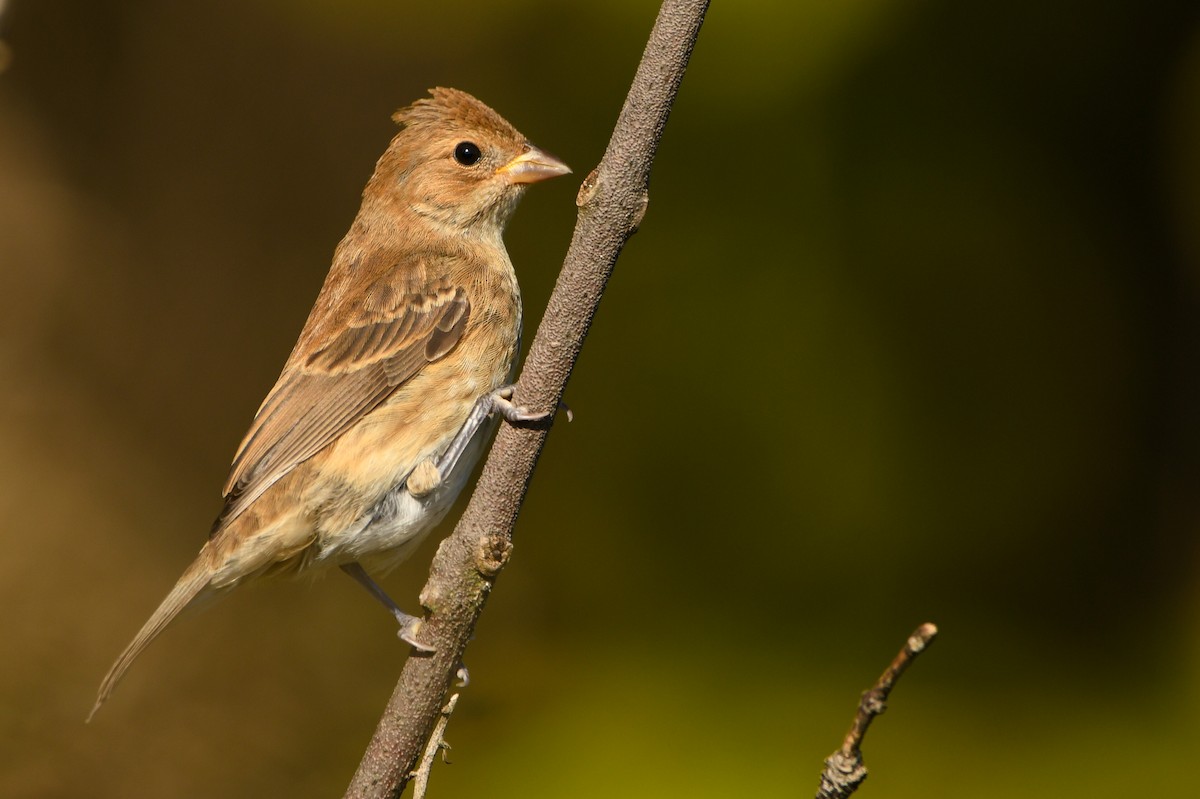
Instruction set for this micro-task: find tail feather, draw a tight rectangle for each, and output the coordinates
[88,559,213,722]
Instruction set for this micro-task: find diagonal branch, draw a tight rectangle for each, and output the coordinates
[815,623,940,799]
[343,2,710,797]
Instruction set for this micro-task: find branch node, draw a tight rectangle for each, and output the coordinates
[858,690,886,717]
[576,167,600,207]
[817,751,867,799]
[417,578,442,613]
[630,191,649,233]
[474,533,513,577]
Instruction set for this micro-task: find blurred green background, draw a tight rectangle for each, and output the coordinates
[3,0,1200,796]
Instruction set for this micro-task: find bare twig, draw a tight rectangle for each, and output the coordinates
[410,693,458,799]
[342,2,710,797]
[816,623,939,799]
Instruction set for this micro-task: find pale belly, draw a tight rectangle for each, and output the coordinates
[314,413,498,572]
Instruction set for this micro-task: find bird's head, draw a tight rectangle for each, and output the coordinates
[368,87,570,235]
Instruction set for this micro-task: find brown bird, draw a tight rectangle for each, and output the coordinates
[89,88,570,719]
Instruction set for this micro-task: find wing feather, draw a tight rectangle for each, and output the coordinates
[213,281,470,532]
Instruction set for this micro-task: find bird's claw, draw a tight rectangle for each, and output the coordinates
[397,615,436,653]
[491,385,572,425]
[490,385,548,425]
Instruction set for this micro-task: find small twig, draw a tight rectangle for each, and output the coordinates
[815,623,939,799]
[411,693,458,799]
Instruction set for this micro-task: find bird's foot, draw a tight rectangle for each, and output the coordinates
[490,384,550,425]
[432,385,558,481]
[394,610,436,653]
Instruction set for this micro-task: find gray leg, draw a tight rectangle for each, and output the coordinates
[340,562,434,652]
[434,385,550,479]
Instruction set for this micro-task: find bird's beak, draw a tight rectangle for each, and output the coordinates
[497,145,572,185]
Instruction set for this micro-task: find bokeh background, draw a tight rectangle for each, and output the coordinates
[3,0,1200,796]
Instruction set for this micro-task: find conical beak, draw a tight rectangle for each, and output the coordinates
[497,145,571,185]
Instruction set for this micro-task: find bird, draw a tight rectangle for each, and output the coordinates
[89,87,570,719]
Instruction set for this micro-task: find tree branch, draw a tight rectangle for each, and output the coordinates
[343,2,710,797]
[815,623,940,799]
[410,693,458,799]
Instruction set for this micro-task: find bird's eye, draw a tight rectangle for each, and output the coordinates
[453,141,482,166]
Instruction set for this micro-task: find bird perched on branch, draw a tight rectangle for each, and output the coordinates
[90,88,570,719]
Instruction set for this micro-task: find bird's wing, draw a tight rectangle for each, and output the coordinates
[213,280,470,532]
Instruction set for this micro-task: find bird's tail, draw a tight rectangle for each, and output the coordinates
[87,556,213,722]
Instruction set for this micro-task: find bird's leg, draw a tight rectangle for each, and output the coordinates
[427,385,551,488]
[340,562,434,652]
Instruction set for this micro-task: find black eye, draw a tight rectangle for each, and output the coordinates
[454,141,482,166]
